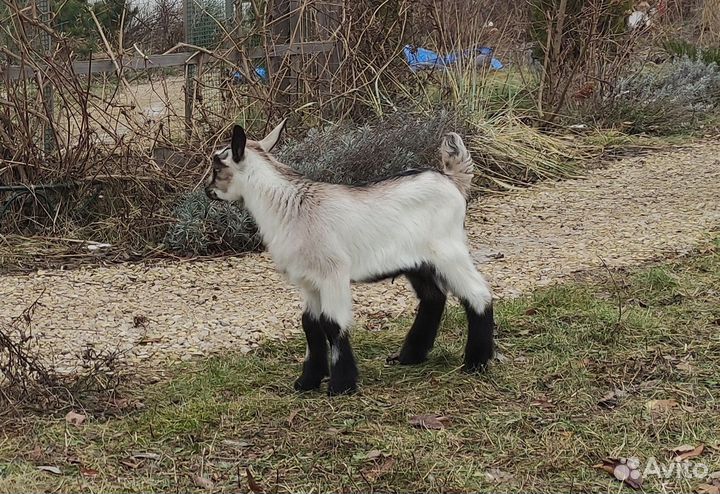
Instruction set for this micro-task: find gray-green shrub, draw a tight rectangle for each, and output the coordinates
[598,57,720,134]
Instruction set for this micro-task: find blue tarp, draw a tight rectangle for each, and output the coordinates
[403,45,503,72]
[227,45,502,85]
[230,67,268,83]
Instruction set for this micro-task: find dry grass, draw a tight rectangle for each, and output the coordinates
[1,240,718,492]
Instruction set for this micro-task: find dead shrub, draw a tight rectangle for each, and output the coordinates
[1,293,134,417]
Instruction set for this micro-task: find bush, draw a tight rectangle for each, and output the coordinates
[598,57,720,134]
[663,39,720,66]
[277,112,456,184]
[163,190,262,255]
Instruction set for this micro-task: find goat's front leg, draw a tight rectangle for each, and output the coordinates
[294,286,329,391]
[318,278,358,396]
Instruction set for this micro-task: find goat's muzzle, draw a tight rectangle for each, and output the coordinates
[205,187,219,201]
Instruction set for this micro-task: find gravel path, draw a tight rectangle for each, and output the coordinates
[2,142,719,370]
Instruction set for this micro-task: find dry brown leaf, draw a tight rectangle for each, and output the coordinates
[287,410,300,426]
[192,475,214,490]
[26,446,44,461]
[408,414,448,430]
[598,390,620,409]
[530,395,555,409]
[136,337,161,345]
[131,452,160,460]
[675,444,704,462]
[485,467,514,483]
[676,361,694,372]
[80,467,99,478]
[594,458,643,490]
[646,399,680,413]
[697,484,720,494]
[671,444,697,454]
[65,411,86,427]
[362,457,396,482]
[246,468,264,494]
[366,449,384,460]
[133,315,148,328]
[37,465,62,475]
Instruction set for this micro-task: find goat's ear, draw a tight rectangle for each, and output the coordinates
[259,118,287,152]
[231,124,246,162]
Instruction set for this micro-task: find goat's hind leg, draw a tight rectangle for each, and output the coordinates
[294,287,329,391]
[388,268,447,365]
[435,252,495,372]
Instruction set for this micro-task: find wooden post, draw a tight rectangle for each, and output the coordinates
[183,0,194,137]
[267,0,292,112]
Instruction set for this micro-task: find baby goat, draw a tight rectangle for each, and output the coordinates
[205,120,494,395]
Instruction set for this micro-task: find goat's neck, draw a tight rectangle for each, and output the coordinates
[241,159,300,244]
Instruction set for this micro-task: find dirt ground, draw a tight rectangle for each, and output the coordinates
[1,141,719,371]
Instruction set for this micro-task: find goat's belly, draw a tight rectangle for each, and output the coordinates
[348,245,428,283]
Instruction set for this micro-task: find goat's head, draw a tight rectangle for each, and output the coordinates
[205,119,287,202]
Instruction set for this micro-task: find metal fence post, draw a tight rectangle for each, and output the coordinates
[38,0,54,154]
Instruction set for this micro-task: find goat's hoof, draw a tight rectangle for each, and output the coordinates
[293,375,323,392]
[462,353,493,373]
[327,379,358,396]
[386,350,427,366]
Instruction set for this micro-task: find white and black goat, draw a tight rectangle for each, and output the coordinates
[205,120,494,395]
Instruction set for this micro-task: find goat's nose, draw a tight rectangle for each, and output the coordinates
[205,187,218,200]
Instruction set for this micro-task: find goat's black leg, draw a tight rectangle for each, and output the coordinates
[461,300,494,372]
[321,315,358,396]
[388,271,446,365]
[293,312,330,391]
[433,254,495,372]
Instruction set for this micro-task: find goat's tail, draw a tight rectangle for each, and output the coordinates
[440,132,474,199]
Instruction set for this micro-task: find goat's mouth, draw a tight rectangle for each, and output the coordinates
[205,187,220,201]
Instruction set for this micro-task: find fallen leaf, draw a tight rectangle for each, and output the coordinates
[131,452,160,460]
[37,465,62,475]
[65,411,86,427]
[408,414,449,430]
[524,308,538,316]
[646,399,679,413]
[287,410,300,426]
[26,446,44,461]
[594,458,643,490]
[80,467,99,478]
[133,315,148,328]
[676,361,694,372]
[366,449,384,460]
[192,475,214,490]
[697,484,720,494]
[598,390,620,409]
[222,439,252,448]
[674,444,704,462]
[246,468,264,493]
[671,444,698,454]
[485,467,514,483]
[136,337,161,345]
[530,395,555,409]
[362,457,396,482]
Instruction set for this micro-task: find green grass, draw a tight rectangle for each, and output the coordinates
[1,243,719,492]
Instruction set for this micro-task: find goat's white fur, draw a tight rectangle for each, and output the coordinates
[208,122,492,340]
